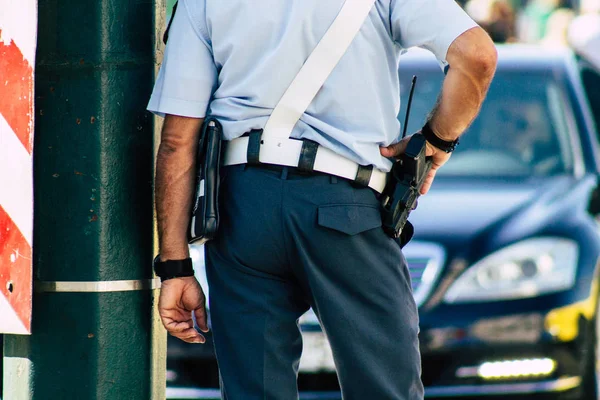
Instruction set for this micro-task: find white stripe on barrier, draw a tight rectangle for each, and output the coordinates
[0,0,38,64]
[0,113,33,246]
[0,287,29,334]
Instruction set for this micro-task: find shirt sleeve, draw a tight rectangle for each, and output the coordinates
[147,0,218,118]
[390,0,478,68]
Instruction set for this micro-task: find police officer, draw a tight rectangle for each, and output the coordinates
[148,0,497,398]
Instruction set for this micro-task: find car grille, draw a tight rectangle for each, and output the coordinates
[403,241,446,307]
[406,257,430,292]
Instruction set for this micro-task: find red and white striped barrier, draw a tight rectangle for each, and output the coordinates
[0,0,37,335]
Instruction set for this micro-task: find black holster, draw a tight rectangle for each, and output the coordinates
[188,117,223,244]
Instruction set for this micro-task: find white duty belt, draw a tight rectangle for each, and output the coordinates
[222,0,387,193]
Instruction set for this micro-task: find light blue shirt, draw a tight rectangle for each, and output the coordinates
[148,0,477,171]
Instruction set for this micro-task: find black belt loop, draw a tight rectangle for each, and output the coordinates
[297,140,319,173]
[355,165,373,187]
[247,129,263,166]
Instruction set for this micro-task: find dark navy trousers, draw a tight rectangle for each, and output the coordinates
[205,164,423,400]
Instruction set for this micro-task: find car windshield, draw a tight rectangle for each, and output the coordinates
[398,65,576,177]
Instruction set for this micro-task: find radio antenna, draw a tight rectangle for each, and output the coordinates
[402,75,417,139]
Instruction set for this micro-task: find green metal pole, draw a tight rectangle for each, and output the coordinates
[2,0,164,398]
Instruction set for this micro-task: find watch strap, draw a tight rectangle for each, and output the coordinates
[153,256,195,281]
[421,122,459,153]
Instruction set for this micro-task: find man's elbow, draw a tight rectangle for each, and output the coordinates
[159,114,205,155]
[448,27,498,79]
[470,41,498,79]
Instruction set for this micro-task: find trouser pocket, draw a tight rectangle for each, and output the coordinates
[317,204,382,235]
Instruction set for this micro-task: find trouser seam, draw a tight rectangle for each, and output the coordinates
[280,179,294,275]
[262,314,268,400]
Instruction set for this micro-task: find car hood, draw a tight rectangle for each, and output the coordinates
[408,175,586,246]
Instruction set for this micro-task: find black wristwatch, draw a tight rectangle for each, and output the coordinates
[421,122,459,153]
[153,255,195,282]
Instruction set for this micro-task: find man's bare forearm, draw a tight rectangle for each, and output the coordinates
[155,115,204,261]
[428,27,498,141]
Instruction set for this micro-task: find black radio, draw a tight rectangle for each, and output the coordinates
[380,133,431,244]
[379,75,432,246]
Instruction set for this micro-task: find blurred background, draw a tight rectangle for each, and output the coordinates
[458,0,600,68]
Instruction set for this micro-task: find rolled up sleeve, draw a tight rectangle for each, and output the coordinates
[390,0,478,67]
[147,0,218,118]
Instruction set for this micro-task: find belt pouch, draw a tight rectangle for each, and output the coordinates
[188,117,222,244]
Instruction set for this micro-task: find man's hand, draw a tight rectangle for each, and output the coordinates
[158,276,209,344]
[380,134,451,196]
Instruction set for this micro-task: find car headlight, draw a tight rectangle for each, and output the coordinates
[444,238,578,303]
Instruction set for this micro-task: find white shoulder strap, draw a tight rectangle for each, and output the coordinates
[262,0,376,140]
